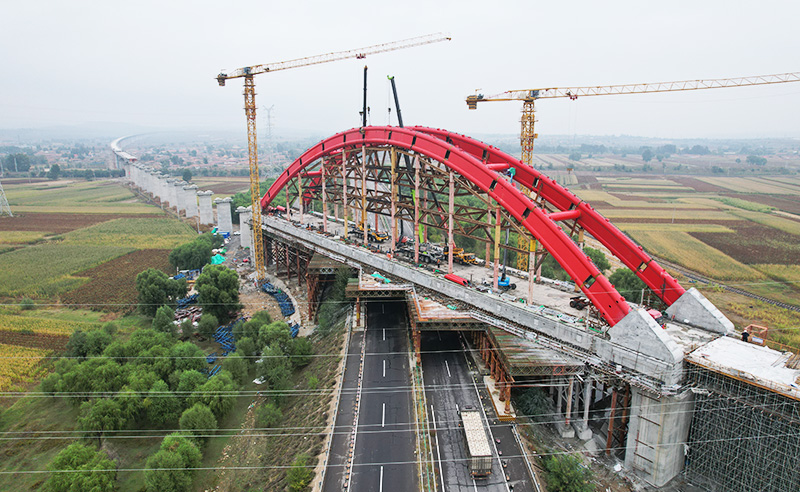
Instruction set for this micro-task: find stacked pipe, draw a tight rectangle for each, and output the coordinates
[260,282,295,317]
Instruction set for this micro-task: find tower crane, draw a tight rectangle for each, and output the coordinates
[466,71,800,270]
[217,33,451,282]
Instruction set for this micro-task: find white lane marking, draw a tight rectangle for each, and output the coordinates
[382,403,386,428]
[445,360,452,378]
[472,478,479,492]
[379,465,384,492]
[431,404,446,492]
[383,359,386,378]
[383,328,386,341]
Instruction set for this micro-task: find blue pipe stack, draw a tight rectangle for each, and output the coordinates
[260,282,295,317]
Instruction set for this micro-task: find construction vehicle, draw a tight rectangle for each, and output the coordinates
[497,274,516,291]
[569,296,589,310]
[444,245,483,266]
[460,408,493,477]
[350,223,389,243]
[467,71,800,271]
[216,34,450,283]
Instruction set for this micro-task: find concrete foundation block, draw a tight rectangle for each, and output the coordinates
[666,287,735,334]
[573,423,593,441]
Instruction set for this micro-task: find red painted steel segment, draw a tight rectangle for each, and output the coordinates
[261,126,630,325]
[412,126,686,305]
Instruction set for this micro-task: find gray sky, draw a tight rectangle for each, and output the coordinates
[2,0,799,139]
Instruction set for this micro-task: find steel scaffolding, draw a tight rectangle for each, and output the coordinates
[685,364,800,491]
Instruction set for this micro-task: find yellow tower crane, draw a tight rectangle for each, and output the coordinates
[467,71,800,269]
[217,33,451,282]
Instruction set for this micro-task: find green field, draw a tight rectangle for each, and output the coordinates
[62,217,196,249]
[0,243,133,298]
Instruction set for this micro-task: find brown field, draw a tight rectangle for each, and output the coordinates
[61,249,173,312]
[690,223,800,265]
[0,331,68,352]
[722,193,800,215]
[0,212,164,235]
[670,176,729,193]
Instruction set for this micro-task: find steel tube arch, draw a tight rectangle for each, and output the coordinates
[411,126,685,306]
[261,126,630,325]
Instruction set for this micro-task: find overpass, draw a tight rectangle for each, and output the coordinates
[114,126,800,491]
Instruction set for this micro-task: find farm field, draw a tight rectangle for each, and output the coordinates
[191,176,250,196]
[62,217,195,249]
[571,172,800,338]
[0,343,51,393]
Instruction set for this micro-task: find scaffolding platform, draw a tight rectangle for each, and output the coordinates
[687,335,800,401]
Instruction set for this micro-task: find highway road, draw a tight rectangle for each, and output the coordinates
[421,331,536,492]
[349,300,418,492]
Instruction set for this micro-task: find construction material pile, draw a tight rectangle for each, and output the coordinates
[260,281,295,317]
[206,317,245,378]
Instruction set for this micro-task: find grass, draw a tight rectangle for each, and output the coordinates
[0,393,83,490]
[695,177,795,194]
[714,197,775,213]
[62,217,196,249]
[598,209,736,220]
[0,313,101,337]
[627,230,765,280]
[0,231,47,245]
[0,343,51,392]
[0,243,133,298]
[618,223,735,233]
[729,210,800,236]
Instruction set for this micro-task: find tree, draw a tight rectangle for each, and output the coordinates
[78,398,126,446]
[136,269,187,317]
[236,337,257,367]
[746,155,767,166]
[145,433,202,492]
[47,163,61,180]
[2,153,31,172]
[222,353,248,385]
[176,370,206,404]
[584,247,610,273]
[241,311,271,340]
[153,305,176,335]
[608,268,647,303]
[197,313,219,339]
[291,337,314,368]
[257,321,293,354]
[258,343,292,404]
[543,453,594,492]
[188,371,238,418]
[641,148,653,162]
[144,380,181,427]
[179,403,217,443]
[195,265,241,321]
[568,152,581,162]
[170,342,206,373]
[169,239,212,271]
[182,169,192,182]
[43,443,116,492]
[287,453,314,492]
[256,402,282,428]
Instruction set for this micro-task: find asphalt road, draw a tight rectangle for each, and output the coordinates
[421,331,536,492]
[322,325,363,491]
[349,300,418,492]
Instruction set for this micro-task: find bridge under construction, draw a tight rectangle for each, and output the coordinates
[122,126,800,491]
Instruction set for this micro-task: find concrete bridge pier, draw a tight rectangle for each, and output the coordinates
[197,190,214,225]
[215,197,233,234]
[237,206,253,261]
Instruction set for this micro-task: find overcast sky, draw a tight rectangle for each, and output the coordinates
[2,0,799,140]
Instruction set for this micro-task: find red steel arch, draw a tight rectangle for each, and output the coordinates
[411,126,685,306]
[261,126,632,326]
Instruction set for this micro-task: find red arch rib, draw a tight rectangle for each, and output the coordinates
[411,126,686,306]
[261,126,630,326]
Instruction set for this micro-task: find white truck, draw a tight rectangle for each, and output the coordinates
[460,409,493,477]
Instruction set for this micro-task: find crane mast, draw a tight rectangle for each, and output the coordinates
[218,34,450,282]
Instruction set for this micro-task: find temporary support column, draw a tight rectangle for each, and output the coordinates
[493,207,501,291]
[576,378,593,440]
[342,149,348,240]
[361,146,367,248]
[298,175,303,225]
[606,387,618,456]
[447,170,454,275]
[564,376,574,427]
[321,159,328,233]
[413,156,420,264]
[390,147,397,256]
